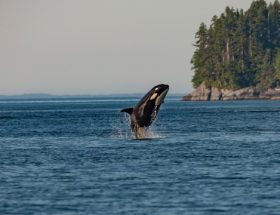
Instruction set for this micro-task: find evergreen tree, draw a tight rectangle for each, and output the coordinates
[274,49,280,86]
[191,0,280,91]
[257,50,275,91]
[191,23,209,88]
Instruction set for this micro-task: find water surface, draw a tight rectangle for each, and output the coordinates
[0,97,280,214]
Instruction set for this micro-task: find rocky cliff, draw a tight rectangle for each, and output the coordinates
[183,83,280,101]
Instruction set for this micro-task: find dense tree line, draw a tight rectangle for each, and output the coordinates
[191,0,280,91]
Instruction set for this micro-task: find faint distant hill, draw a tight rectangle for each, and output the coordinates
[0,93,98,100]
[0,93,54,100]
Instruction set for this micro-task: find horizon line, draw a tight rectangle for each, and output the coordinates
[0,92,187,98]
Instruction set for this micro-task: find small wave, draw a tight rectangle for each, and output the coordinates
[0,116,14,119]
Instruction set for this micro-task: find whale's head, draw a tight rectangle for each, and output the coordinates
[139,84,169,107]
[133,84,169,127]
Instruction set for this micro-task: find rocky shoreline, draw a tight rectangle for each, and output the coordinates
[182,83,280,101]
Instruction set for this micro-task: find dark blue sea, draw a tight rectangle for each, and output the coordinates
[1,96,280,215]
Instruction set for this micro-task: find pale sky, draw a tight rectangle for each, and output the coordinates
[0,0,274,95]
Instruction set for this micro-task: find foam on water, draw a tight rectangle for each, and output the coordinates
[112,113,163,140]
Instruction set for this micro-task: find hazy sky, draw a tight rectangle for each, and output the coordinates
[0,0,274,95]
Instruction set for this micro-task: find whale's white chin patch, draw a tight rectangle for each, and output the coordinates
[150,93,158,101]
[155,88,169,106]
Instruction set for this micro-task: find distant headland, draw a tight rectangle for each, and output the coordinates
[183,82,280,101]
[184,0,280,101]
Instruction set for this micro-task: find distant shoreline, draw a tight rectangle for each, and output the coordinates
[0,93,185,100]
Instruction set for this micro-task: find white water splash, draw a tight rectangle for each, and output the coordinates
[112,113,163,140]
[131,126,162,140]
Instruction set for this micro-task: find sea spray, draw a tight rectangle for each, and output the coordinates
[111,112,133,139]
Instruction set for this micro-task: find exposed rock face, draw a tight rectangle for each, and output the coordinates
[260,88,280,100]
[222,87,259,100]
[183,83,211,101]
[182,83,280,101]
[211,87,222,101]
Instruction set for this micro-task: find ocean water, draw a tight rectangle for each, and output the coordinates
[0,97,280,215]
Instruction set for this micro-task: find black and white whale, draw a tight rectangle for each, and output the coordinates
[121,84,169,139]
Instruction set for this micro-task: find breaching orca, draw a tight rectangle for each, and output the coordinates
[121,84,169,139]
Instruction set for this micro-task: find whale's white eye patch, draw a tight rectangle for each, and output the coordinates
[150,93,158,100]
[155,87,158,91]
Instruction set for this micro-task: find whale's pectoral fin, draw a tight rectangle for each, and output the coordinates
[120,107,133,115]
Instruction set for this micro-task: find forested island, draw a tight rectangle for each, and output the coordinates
[184,0,280,101]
